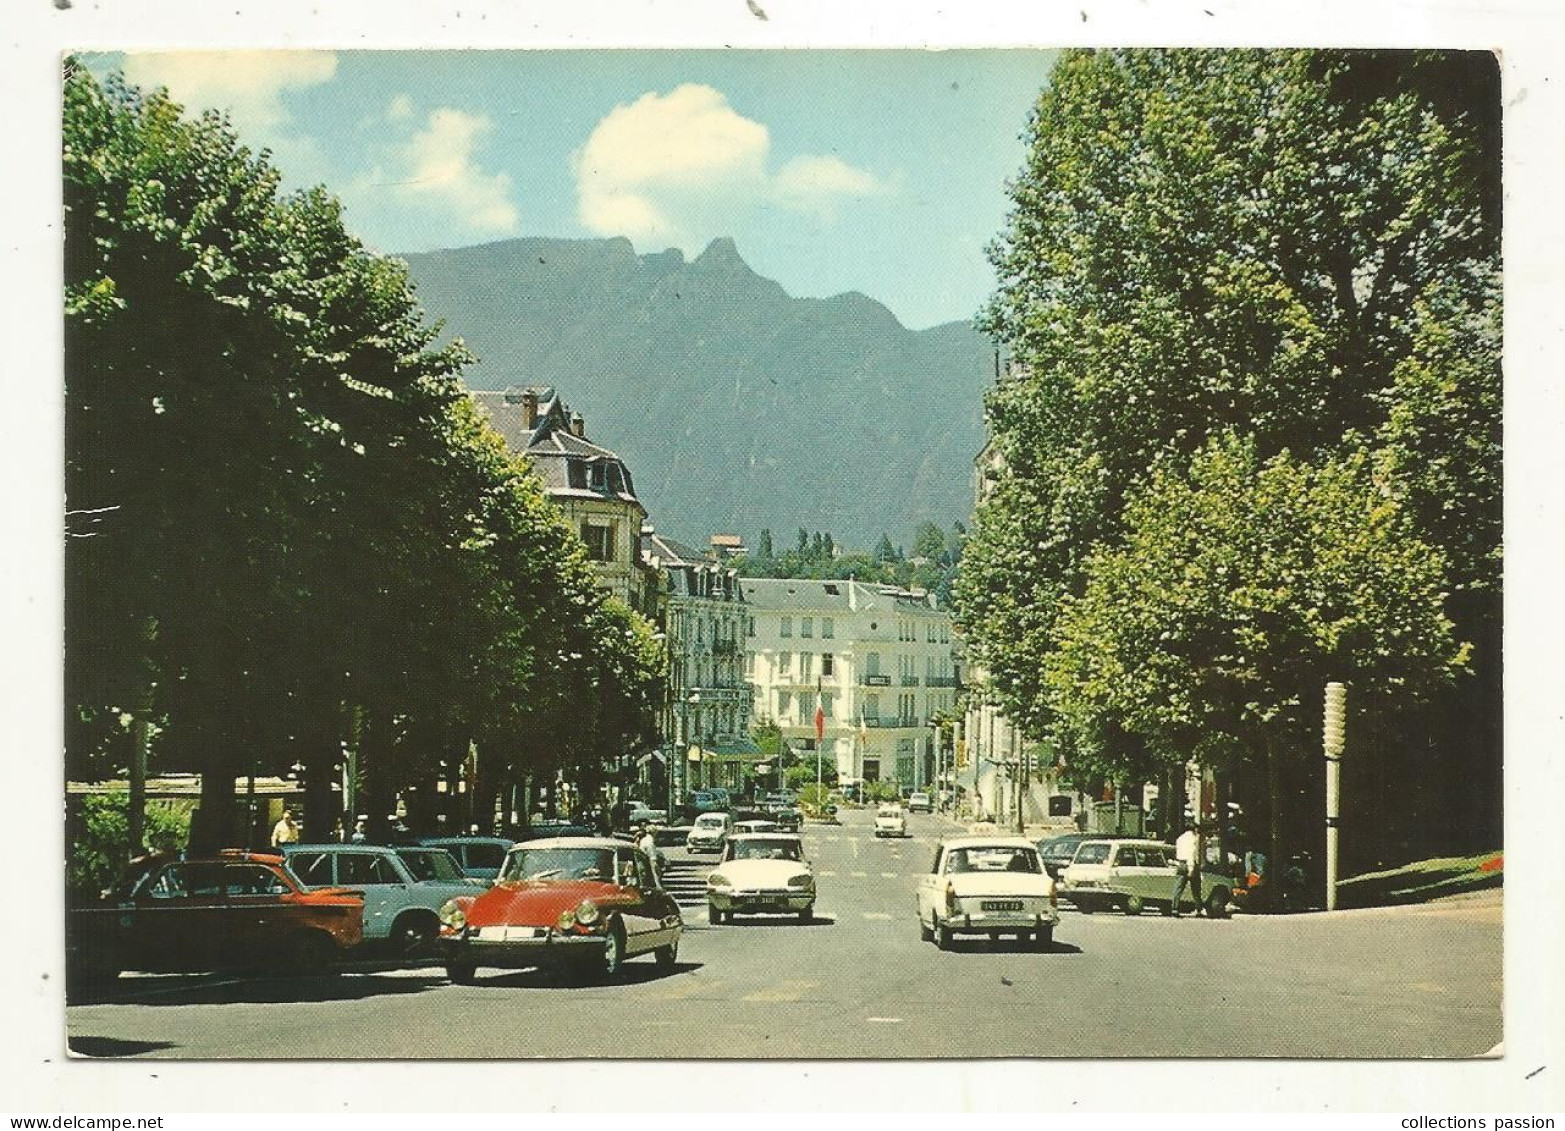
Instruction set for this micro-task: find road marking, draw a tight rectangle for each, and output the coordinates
[862,912,893,920]
[820,870,838,877]
[880,872,897,878]
[851,871,868,878]
[824,836,840,842]
[742,979,819,1003]
[866,1017,904,1024]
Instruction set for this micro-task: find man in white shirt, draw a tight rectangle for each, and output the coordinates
[270,807,300,848]
[1172,822,1204,916]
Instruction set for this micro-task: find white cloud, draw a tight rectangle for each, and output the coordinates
[574,83,884,246]
[387,94,415,121]
[365,108,519,237]
[120,51,338,134]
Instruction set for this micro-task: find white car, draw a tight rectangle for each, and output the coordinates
[874,804,908,838]
[706,833,816,924]
[1059,838,1233,918]
[907,792,933,813]
[686,812,733,854]
[916,836,1060,950]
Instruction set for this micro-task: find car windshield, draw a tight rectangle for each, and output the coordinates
[1073,843,1111,865]
[396,848,464,883]
[500,847,616,883]
[695,815,726,829]
[878,806,902,817]
[726,838,803,862]
[944,846,1042,874]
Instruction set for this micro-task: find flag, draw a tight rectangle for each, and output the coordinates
[858,708,868,748]
[815,678,825,745]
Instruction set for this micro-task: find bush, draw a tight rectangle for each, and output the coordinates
[67,794,190,898]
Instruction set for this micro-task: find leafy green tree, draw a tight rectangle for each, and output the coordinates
[1047,435,1464,868]
[912,520,947,562]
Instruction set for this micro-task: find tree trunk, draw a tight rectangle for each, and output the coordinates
[1267,736,1286,912]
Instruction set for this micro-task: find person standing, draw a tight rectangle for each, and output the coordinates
[1172,822,1204,917]
[270,807,300,849]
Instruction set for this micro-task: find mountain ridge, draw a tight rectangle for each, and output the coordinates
[399,236,995,550]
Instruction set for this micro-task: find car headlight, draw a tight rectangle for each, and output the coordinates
[438,899,467,930]
[557,908,577,930]
[787,874,814,890]
[708,873,732,889]
[575,899,600,926]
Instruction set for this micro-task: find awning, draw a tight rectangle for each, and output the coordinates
[702,738,763,761]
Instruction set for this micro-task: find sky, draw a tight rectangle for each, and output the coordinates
[84,50,1058,330]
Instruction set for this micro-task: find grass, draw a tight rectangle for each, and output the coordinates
[1336,851,1503,909]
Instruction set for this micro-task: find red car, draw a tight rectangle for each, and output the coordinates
[438,837,682,984]
[66,850,364,986]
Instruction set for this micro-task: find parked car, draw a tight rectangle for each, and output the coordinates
[67,850,363,985]
[628,805,669,827]
[706,833,817,924]
[916,836,1059,949]
[766,802,803,832]
[438,837,682,983]
[1036,833,1099,879]
[907,792,933,814]
[418,836,515,881]
[874,804,908,838]
[394,845,488,887]
[686,811,734,853]
[283,843,477,955]
[1058,838,1233,918]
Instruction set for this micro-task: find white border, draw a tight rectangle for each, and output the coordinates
[4,0,1562,1115]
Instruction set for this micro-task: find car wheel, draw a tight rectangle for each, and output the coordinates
[446,958,477,985]
[1076,899,1095,914]
[935,922,953,951]
[1124,895,1145,916]
[390,913,437,957]
[654,936,679,970]
[1159,901,1175,917]
[1034,926,1054,951]
[919,916,934,943]
[797,906,813,924]
[287,930,337,974]
[596,921,626,981]
[1205,889,1230,919]
[708,904,726,925]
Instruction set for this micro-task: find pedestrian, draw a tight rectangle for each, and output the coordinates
[636,824,659,878]
[350,816,368,843]
[1172,821,1204,916]
[330,817,346,843]
[270,807,300,848]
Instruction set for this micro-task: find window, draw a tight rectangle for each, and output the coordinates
[928,623,937,642]
[940,623,950,644]
[800,653,814,681]
[777,690,792,719]
[821,691,834,720]
[777,651,792,677]
[867,652,881,676]
[744,652,755,676]
[589,461,607,490]
[780,616,792,638]
[866,693,880,719]
[822,653,834,677]
[801,617,813,638]
[567,461,587,489]
[822,617,834,639]
[748,616,755,637]
[289,852,335,888]
[580,521,613,562]
[339,852,400,886]
[225,865,288,897]
[1075,843,1111,865]
[696,618,704,641]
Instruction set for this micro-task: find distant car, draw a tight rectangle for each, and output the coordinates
[67,850,363,985]
[767,803,803,832]
[284,843,477,955]
[916,836,1059,949]
[628,806,669,827]
[874,804,908,838]
[733,818,780,836]
[1058,839,1232,918]
[1036,833,1098,878]
[518,822,596,842]
[706,833,816,924]
[418,836,515,881]
[907,792,933,814]
[438,838,682,983]
[393,845,488,887]
[686,811,733,853]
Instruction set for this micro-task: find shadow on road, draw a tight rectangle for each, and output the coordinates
[69,969,448,1008]
[937,937,1083,955]
[467,960,704,990]
[68,1035,180,1058]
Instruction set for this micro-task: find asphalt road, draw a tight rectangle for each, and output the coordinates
[65,808,1502,1059]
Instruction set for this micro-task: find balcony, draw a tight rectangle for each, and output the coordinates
[925,676,959,687]
[861,673,891,687]
[712,639,738,657]
[899,675,920,687]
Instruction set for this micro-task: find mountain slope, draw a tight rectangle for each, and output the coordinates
[400,236,995,549]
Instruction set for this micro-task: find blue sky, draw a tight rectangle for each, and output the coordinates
[86,50,1057,329]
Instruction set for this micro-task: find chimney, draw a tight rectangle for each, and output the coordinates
[521,388,539,430]
[569,411,585,439]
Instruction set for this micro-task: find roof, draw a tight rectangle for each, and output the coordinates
[642,530,711,566]
[742,577,939,613]
[936,835,1043,850]
[470,387,644,509]
[513,836,630,851]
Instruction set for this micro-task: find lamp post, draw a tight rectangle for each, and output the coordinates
[680,691,700,802]
[1324,682,1347,911]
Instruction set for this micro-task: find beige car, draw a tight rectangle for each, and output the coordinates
[915,836,1059,950]
[1058,838,1232,918]
[874,804,908,838]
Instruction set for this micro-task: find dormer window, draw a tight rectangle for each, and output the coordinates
[589,461,607,491]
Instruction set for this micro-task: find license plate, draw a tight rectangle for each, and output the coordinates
[980,900,1024,912]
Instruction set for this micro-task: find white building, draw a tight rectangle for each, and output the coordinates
[743,579,958,789]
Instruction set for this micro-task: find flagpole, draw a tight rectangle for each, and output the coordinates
[815,677,824,809]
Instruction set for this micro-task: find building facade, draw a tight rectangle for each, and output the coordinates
[641,531,753,800]
[743,579,958,790]
[471,386,660,617]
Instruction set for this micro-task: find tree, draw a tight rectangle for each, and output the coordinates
[757,528,775,561]
[954,48,1500,860]
[912,520,947,562]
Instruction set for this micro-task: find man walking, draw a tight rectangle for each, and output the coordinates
[1172,821,1203,917]
[270,807,301,849]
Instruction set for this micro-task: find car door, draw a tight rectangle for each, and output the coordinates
[129,861,229,971]
[917,846,944,920]
[221,861,296,961]
[611,847,656,955]
[334,850,403,939]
